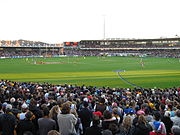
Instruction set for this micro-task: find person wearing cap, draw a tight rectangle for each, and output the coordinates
[0,104,17,135]
[124,106,136,121]
[16,111,36,135]
[93,111,103,118]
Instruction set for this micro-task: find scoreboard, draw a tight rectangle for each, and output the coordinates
[64,42,79,47]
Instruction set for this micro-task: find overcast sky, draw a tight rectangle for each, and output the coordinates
[0,0,180,43]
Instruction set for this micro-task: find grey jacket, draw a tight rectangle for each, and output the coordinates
[57,113,77,135]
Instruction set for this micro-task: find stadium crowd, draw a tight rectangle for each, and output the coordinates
[1,49,179,58]
[0,79,180,135]
[80,42,180,49]
[64,49,180,58]
[0,50,61,58]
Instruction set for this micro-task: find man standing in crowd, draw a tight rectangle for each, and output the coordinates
[38,108,56,135]
[57,103,77,135]
[78,101,93,134]
[0,104,17,135]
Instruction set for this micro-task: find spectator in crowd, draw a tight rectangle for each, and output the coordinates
[171,125,180,135]
[159,104,166,116]
[149,112,166,135]
[134,115,152,135]
[38,108,56,135]
[0,79,180,135]
[164,104,175,117]
[29,98,43,132]
[49,105,60,131]
[16,111,36,135]
[57,102,77,135]
[133,105,146,126]
[112,107,121,124]
[102,110,118,131]
[17,103,29,120]
[0,104,17,135]
[85,115,102,135]
[78,101,93,134]
[144,108,153,122]
[161,112,173,135]
[116,116,135,135]
[94,97,107,114]
[171,109,180,127]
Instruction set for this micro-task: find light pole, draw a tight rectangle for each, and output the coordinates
[103,15,106,40]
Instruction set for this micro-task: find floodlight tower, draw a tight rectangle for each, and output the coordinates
[103,15,106,40]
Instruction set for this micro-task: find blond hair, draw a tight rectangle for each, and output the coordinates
[49,105,59,118]
[48,130,61,135]
[138,115,147,124]
[122,116,132,130]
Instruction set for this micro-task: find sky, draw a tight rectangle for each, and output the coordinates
[0,0,180,43]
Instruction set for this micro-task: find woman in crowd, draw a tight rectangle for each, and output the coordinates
[116,116,135,135]
[49,105,61,131]
[134,115,152,135]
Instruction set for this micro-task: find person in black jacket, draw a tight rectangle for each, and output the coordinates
[134,115,152,135]
[94,98,107,114]
[102,110,119,135]
[0,104,17,135]
[16,111,36,135]
[161,114,173,135]
[29,98,43,133]
[78,101,93,134]
[85,115,102,135]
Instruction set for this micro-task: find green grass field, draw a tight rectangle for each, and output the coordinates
[0,56,180,88]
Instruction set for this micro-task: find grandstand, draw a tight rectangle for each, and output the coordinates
[65,37,180,58]
[0,40,64,58]
[1,37,180,58]
[79,37,180,48]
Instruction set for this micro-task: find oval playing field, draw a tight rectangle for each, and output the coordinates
[0,56,180,88]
